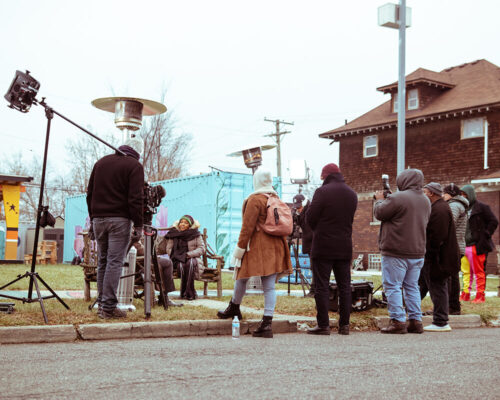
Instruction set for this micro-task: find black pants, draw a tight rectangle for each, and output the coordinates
[421,264,449,326]
[179,258,198,300]
[157,255,176,294]
[448,254,463,313]
[312,257,351,327]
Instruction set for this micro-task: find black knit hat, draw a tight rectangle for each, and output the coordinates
[443,183,461,197]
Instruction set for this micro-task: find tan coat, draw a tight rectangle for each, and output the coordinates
[236,193,292,279]
[156,220,205,279]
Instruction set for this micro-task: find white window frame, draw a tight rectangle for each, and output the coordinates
[461,117,485,139]
[363,135,378,158]
[408,88,419,110]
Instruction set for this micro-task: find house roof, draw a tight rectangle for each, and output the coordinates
[377,67,455,92]
[321,59,500,139]
[0,174,33,184]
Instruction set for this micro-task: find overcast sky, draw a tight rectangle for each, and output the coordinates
[1,0,499,200]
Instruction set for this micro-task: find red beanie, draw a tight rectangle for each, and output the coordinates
[321,163,340,178]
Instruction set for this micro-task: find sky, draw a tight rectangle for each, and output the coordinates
[1,0,500,201]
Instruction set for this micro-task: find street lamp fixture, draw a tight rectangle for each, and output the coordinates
[378,1,412,175]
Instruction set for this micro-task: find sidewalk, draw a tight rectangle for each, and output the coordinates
[0,286,498,345]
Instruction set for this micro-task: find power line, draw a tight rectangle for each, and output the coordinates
[263,118,294,179]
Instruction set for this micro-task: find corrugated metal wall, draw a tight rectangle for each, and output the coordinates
[63,171,281,266]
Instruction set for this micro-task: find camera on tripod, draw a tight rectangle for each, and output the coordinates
[373,174,392,200]
[143,182,166,226]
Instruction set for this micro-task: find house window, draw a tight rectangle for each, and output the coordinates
[364,135,378,158]
[408,89,419,110]
[393,95,398,112]
[462,117,485,139]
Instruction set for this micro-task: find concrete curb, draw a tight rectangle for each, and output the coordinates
[0,319,297,344]
[0,324,77,344]
[373,314,482,330]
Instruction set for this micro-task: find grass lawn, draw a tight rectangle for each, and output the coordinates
[0,264,499,327]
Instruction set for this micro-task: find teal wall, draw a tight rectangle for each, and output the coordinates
[63,171,281,266]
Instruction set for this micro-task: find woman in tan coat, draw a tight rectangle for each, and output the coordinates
[156,215,205,300]
[217,168,292,338]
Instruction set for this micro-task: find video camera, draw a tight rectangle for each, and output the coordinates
[143,182,166,225]
[373,174,392,200]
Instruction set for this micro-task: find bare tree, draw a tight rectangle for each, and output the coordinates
[139,93,192,182]
[0,152,70,221]
[65,129,118,193]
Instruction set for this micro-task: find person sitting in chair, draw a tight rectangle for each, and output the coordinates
[156,215,205,301]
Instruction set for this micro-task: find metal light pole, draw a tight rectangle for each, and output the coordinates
[378,2,412,175]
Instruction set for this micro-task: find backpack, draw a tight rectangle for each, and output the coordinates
[258,194,293,236]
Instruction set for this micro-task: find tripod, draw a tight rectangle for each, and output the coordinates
[287,225,311,297]
[0,98,124,323]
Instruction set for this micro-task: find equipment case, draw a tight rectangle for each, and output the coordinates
[329,280,374,312]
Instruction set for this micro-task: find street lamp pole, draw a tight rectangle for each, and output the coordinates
[396,0,406,175]
[378,1,411,176]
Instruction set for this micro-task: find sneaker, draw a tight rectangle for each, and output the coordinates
[460,292,470,302]
[101,307,127,319]
[423,323,452,332]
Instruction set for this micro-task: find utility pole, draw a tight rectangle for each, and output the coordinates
[264,118,294,179]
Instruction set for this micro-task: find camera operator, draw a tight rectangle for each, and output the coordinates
[373,169,430,334]
[294,194,315,297]
[86,137,144,319]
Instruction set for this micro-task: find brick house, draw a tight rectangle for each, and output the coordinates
[320,59,500,273]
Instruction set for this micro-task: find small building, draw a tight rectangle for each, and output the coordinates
[320,59,500,272]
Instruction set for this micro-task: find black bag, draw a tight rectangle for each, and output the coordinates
[329,280,374,312]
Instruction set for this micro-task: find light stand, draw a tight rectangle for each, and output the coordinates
[287,159,311,297]
[0,94,124,323]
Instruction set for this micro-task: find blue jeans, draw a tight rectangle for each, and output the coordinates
[93,217,132,312]
[232,274,277,316]
[381,256,424,322]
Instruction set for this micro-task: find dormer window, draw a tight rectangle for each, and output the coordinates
[393,89,419,112]
[408,89,419,110]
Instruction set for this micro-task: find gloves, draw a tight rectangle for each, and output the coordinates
[230,246,246,268]
[131,227,143,243]
[231,246,246,280]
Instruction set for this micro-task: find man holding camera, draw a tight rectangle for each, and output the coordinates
[87,138,144,319]
[374,169,430,334]
[306,163,357,335]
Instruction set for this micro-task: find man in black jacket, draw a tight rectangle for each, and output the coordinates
[87,138,144,319]
[460,185,498,303]
[421,182,460,332]
[305,163,357,336]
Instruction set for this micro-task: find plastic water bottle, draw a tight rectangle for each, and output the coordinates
[232,316,240,340]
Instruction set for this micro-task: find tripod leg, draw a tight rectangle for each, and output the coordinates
[31,274,48,324]
[36,273,70,310]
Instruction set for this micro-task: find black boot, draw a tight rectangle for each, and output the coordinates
[217,300,243,320]
[252,316,273,338]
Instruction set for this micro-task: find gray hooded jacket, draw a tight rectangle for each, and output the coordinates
[447,195,469,255]
[373,169,431,259]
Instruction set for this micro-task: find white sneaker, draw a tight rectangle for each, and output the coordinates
[424,324,452,332]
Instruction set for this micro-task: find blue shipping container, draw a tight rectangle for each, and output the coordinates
[64,171,281,266]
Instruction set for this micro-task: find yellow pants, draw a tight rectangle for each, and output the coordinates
[461,256,471,294]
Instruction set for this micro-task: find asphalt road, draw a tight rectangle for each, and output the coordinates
[1,328,499,400]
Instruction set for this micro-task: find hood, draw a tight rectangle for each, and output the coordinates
[172,219,201,230]
[253,168,274,192]
[396,169,424,191]
[449,194,469,209]
[460,185,476,207]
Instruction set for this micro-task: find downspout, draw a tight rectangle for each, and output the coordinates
[484,118,489,169]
